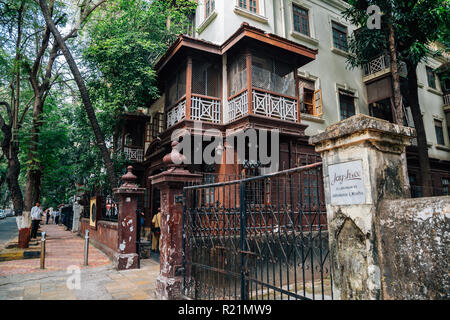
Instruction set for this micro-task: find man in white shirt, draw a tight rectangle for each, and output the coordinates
[30,202,42,239]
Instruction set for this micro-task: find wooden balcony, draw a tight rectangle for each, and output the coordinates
[123,146,144,162]
[443,93,450,107]
[166,94,221,128]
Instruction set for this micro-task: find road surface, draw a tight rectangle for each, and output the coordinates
[0,217,18,247]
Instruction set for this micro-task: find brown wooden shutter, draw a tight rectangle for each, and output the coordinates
[313,89,323,116]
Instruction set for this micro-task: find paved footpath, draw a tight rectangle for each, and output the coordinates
[0,223,159,300]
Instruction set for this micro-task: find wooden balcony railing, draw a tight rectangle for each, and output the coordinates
[252,89,298,122]
[166,95,221,128]
[228,90,248,122]
[123,146,144,162]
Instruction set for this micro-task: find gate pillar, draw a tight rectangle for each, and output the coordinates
[113,166,145,270]
[310,114,415,300]
[150,141,202,300]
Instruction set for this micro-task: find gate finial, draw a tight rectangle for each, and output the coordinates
[163,141,186,169]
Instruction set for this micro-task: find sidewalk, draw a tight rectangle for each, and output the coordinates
[0,223,110,276]
[0,223,160,300]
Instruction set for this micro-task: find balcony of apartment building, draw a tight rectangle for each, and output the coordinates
[362,54,407,83]
[154,23,317,140]
[119,113,150,163]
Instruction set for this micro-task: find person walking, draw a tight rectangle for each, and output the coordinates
[45,209,50,224]
[151,208,161,253]
[30,202,42,239]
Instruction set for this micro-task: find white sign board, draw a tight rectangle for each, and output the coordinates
[328,160,365,205]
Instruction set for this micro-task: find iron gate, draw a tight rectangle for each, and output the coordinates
[182,162,333,300]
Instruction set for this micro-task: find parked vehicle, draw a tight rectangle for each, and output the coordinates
[0,211,5,219]
[4,209,14,217]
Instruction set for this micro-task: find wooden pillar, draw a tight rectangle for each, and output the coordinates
[186,56,193,120]
[246,48,253,115]
[295,69,301,123]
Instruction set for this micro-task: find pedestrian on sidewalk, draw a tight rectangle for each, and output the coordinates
[52,208,57,224]
[45,208,50,224]
[151,208,161,253]
[54,209,60,225]
[30,202,42,239]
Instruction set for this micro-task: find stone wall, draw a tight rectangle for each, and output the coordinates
[80,218,118,260]
[377,196,449,300]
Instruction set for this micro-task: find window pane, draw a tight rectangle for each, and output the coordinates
[435,120,445,145]
[228,54,247,96]
[293,5,309,36]
[426,67,436,89]
[339,92,355,120]
[332,22,348,51]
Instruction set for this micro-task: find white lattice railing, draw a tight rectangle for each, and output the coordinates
[444,93,450,106]
[167,99,186,128]
[364,55,408,77]
[228,91,248,122]
[364,55,390,76]
[123,147,144,162]
[252,89,298,122]
[191,95,221,123]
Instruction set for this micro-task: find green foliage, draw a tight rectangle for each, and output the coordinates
[83,0,197,134]
[343,0,449,68]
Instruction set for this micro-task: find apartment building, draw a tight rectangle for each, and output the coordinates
[118,0,450,218]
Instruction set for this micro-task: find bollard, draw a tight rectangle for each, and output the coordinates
[84,229,89,266]
[40,232,46,269]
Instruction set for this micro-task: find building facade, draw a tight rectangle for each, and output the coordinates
[119,0,450,222]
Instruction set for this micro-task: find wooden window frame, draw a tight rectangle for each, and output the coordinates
[332,21,348,52]
[339,91,355,120]
[293,5,309,36]
[205,0,215,19]
[239,0,259,14]
[434,119,445,145]
[426,66,436,89]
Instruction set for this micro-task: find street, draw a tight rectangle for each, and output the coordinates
[0,217,18,248]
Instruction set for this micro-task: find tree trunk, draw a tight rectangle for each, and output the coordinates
[39,0,118,190]
[24,96,44,211]
[405,61,433,197]
[387,10,410,196]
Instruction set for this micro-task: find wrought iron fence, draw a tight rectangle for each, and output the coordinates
[182,162,332,300]
[100,195,119,222]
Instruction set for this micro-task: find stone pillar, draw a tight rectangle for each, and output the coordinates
[72,200,81,232]
[309,114,415,300]
[150,141,201,300]
[113,166,145,270]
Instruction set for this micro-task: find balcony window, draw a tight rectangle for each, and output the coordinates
[293,5,309,36]
[167,64,186,108]
[251,53,295,97]
[192,60,221,98]
[152,113,164,138]
[426,66,436,89]
[239,0,258,13]
[332,21,348,52]
[339,90,355,120]
[435,119,445,145]
[228,54,247,97]
[205,0,215,18]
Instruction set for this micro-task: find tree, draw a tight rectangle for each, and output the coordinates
[82,0,196,150]
[39,0,118,190]
[343,0,449,196]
